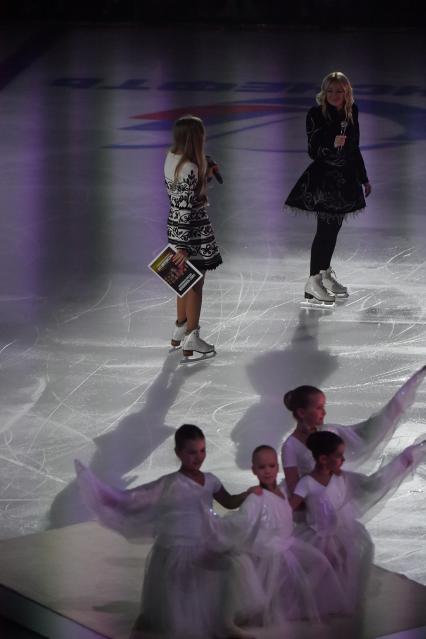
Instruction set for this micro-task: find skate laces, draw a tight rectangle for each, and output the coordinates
[317,278,330,292]
[186,329,200,339]
[327,269,341,285]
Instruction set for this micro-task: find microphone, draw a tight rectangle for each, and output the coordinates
[337,121,347,153]
[206,155,223,184]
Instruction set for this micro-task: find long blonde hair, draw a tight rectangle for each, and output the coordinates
[171,115,207,195]
[316,71,354,122]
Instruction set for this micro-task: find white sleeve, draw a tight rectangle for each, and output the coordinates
[345,440,426,521]
[281,438,298,468]
[206,494,263,552]
[75,460,168,540]
[327,366,426,468]
[293,476,309,499]
[207,472,223,495]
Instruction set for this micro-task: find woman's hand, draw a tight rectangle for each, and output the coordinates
[363,182,372,197]
[172,248,189,268]
[207,162,219,179]
[334,134,347,149]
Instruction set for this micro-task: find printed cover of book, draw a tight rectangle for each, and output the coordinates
[149,245,202,297]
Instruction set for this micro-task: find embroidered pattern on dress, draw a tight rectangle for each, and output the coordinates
[165,168,222,270]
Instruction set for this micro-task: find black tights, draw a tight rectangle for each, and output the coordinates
[310,217,343,276]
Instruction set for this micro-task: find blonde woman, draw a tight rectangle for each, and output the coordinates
[285,71,372,305]
[164,115,222,358]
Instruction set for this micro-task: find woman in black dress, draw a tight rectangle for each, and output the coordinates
[285,71,372,305]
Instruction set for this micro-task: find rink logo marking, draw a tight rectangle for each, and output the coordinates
[115,98,426,150]
[50,79,426,150]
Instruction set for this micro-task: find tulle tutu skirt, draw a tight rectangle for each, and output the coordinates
[296,520,373,613]
[136,542,265,638]
[254,537,349,624]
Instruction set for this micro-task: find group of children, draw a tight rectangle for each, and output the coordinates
[75,365,426,638]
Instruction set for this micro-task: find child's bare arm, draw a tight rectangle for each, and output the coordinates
[284,466,300,495]
[289,494,305,511]
[214,484,261,509]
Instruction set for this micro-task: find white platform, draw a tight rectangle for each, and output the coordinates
[0,521,425,639]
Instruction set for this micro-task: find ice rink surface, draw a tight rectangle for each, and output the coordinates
[0,24,425,587]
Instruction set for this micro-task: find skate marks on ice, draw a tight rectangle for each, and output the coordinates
[230,308,339,468]
[1,253,425,542]
[48,351,207,529]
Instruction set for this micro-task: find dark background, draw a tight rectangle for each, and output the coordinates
[0,0,424,29]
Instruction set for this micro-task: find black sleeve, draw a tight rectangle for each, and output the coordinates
[349,104,369,184]
[306,107,342,165]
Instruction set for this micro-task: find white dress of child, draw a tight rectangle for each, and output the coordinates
[75,462,264,639]
[293,440,426,611]
[207,483,350,625]
[282,366,426,476]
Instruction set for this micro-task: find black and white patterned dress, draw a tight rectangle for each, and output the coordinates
[164,152,222,271]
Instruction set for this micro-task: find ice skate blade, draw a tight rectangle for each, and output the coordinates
[180,350,216,364]
[325,289,349,299]
[301,298,335,308]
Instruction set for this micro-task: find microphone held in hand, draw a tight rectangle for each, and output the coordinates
[206,155,223,184]
[337,121,348,153]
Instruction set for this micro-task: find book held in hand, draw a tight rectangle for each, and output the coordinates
[148,244,203,298]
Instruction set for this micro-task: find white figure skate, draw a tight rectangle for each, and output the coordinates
[303,274,335,307]
[320,267,349,298]
[170,320,187,351]
[181,328,216,363]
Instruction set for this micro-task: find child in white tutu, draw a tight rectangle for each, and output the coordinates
[281,365,426,494]
[75,424,264,639]
[291,430,426,612]
[206,446,350,626]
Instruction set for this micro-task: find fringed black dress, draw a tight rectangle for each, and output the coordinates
[285,103,369,222]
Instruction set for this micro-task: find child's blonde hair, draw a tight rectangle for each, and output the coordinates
[171,115,207,196]
[316,71,354,122]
